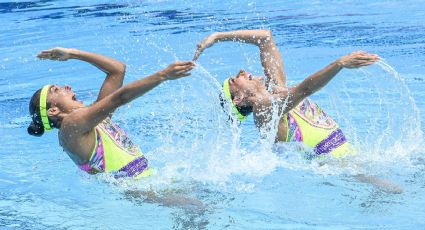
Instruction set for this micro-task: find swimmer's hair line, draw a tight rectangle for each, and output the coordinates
[222,78,248,121]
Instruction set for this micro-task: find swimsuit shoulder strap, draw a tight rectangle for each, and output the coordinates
[79,127,105,173]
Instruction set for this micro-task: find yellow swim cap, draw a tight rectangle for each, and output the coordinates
[223,78,247,121]
[39,85,52,131]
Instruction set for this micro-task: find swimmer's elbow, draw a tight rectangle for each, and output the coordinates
[256,30,275,47]
[259,30,273,42]
[112,62,126,75]
[263,29,272,37]
[303,86,316,97]
[118,62,126,75]
[294,84,312,96]
[114,88,130,106]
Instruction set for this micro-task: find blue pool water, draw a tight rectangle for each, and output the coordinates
[1,0,425,229]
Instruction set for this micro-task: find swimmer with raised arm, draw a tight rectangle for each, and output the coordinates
[193,30,405,193]
[29,47,194,178]
[193,29,379,158]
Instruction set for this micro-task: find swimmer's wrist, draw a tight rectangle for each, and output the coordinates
[334,59,344,69]
[68,48,81,59]
[157,71,168,81]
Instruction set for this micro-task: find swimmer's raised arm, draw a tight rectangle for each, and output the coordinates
[278,51,380,114]
[38,47,126,102]
[61,61,195,135]
[193,30,286,88]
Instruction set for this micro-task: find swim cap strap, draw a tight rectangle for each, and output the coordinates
[223,79,247,121]
[40,85,52,131]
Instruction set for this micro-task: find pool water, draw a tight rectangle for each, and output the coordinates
[1,0,425,229]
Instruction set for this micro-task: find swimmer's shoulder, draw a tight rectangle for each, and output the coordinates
[59,120,97,165]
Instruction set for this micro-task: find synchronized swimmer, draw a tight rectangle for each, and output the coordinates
[29,47,194,178]
[193,29,379,158]
[29,29,383,181]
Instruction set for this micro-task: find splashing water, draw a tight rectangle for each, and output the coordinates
[306,60,423,176]
[140,64,280,190]
[115,58,423,194]
[3,1,425,228]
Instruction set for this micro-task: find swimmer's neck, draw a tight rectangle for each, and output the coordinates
[250,88,275,109]
[54,105,87,129]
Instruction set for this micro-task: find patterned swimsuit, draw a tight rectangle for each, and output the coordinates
[79,118,151,178]
[284,98,351,158]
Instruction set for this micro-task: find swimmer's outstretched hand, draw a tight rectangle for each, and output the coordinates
[337,51,380,69]
[160,61,195,80]
[193,33,217,61]
[37,47,73,61]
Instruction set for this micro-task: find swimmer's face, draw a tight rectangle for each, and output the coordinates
[229,70,264,100]
[47,85,84,111]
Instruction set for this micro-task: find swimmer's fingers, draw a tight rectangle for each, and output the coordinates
[351,50,369,55]
[353,51,380,60]
[169,63,195,74]
[37,47,72,61]
[339,51,380,68]
[173,66,194,78]
[37,50,54,59]
[173,63,195,72]
[173,61,192,65]
[353,54,380,60]
[193,35,216,61]
[350,51,380,61]
[175,67,194,75]
[357,61,378,67]
[167,71,192,80]
[193,46,207,62]
[172,61,195,67]
[177,73,191,77]
[192,50,201,62]
[162,61,194,80]
[193,45,207,61]
[343,60,378,69]
[355,55,380,62]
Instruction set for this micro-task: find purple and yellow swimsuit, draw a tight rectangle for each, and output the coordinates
[79,118,153,178]
[283,98,353,158]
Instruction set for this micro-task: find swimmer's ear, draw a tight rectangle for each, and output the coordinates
[233,95,243,106]
[47,107,61,117]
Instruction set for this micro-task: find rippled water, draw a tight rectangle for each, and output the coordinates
[1,0,425,229]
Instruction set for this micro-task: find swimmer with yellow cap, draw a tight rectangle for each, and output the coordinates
[193,30,380,159]
[29,47,194,178]
[193,30,405,193]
